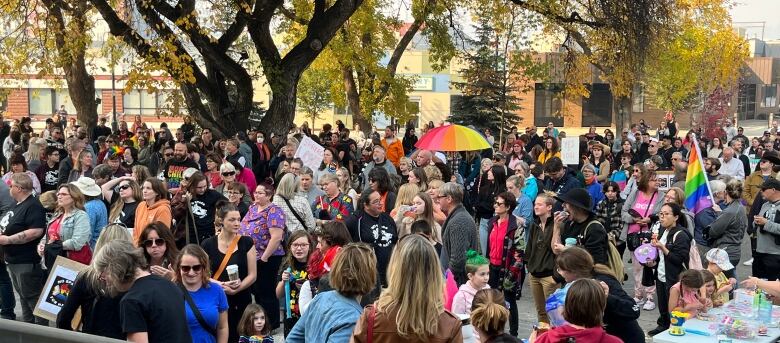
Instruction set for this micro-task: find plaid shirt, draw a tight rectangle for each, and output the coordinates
[447,152,463,178]
[596,198,624,235]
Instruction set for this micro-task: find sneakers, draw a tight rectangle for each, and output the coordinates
[648,326,668,336]
[643,299,656,311]
[744,258,754,266]
[633,297,645,305]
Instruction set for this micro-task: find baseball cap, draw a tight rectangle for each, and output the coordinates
[705,248,734,271]
[761,178,780,191]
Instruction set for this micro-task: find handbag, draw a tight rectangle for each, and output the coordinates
[67,245,92,265]
[627,191,656,251]
[181,284,218,337]
[43,240,65,270]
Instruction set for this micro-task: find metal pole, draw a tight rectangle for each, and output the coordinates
[111,64,118,132]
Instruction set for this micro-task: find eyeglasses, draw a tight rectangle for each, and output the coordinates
[291,243,310,249]
[118,184,131,191]
[180,264,203,273]
[658,211,672,217]
[370,199,382,205]
[143,238,165,248]
[106,140,114,143]
[222,171,236,177]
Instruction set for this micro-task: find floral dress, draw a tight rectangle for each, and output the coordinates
[313,193,353,222]
[239,203,286,258]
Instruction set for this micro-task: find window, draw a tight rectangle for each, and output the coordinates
[632,84,644,113]
[157,90,186,115]
[762,84,777,108]
[533,83,564,126]
[123,90,157,115]
[54,90,77,114]
[29,89,54,115]
[406,97,420,128]
[582,84,613,126]
[737,84,757,120]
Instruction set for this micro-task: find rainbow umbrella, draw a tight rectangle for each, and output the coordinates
[415,124,491,151]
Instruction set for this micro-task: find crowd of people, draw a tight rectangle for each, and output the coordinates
[0,112,775,342]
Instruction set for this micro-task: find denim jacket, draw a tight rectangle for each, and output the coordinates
[46,209,91,251]
[286,290,362,342]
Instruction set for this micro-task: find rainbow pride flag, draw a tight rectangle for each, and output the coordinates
[684,135,713,214]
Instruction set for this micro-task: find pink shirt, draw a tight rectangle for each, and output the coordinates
[628,191,655,234]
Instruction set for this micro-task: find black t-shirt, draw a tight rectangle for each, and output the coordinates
[120,275,191,342]
[201,235,254,305]
[189,190,227,242]
[164,158,199,190]
[120,201,139,229]
[561,215,609,265]
[345,211,397,286]
[0,195,46,264]
[36,162,60,193]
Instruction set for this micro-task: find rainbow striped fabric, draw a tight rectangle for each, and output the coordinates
[684,137,713,214]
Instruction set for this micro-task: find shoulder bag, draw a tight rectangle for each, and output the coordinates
[627,191,656,251]
[280,196,312,232]
[213,235,241,280]
[180,284,218,338]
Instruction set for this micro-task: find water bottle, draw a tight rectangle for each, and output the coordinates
[759,291,773,325]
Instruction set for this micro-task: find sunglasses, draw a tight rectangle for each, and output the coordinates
[222,171,236,177]
[494,201,505,207]
[180,264,203,273]
[164,153,173,157]
[118,184,131,191]
[143,238,165,248]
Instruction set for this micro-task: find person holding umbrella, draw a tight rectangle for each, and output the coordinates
[551,188,610,265]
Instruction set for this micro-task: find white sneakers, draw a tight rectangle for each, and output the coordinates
[744,258,754,266]
[633,297,645,305]
[643,300,656,311]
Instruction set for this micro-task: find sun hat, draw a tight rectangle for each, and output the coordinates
[71,177,101,197]
[553,188,594,214]
[705,248,734,271]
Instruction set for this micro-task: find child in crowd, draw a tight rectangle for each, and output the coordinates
[471,289,520,343]
[700,270,716,312]
[452,250,491,315]
[669,269,706,317]
[706,248,735,307]
[238,304,274,343]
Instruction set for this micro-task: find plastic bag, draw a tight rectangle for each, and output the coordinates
[545,283,571,327]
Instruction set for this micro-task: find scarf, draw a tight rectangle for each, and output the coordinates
[584,174,596,186]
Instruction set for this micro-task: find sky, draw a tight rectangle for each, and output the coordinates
[730,0,780,40]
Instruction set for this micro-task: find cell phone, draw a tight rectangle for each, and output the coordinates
[627,209,642,218]
[560,210,569,218]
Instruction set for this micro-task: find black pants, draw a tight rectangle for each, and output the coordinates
[254,255,283,330]
[490,264,519,336]
[655,280,671,329]
[753,253,780,281]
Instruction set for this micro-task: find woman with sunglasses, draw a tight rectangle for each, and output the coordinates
[485,192,523,337]
[101,176,141,229]
[139,222,178,280]
[217,162,256,203]
[175,244,229,343]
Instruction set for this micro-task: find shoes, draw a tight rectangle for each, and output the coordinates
[648,326,668,336]
[633,297,645,305]
[744,258,754,266]
[643,300,656,311]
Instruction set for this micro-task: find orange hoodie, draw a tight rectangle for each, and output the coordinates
[382,138,404,167]
[133,199,173,245]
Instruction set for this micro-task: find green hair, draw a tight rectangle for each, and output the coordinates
[465,249,489,274]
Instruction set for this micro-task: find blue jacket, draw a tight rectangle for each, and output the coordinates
[46,209,91,251]
[85,199,108,249]
[523,175,539,200]
[585,181,604,211]
[286,291,362,343]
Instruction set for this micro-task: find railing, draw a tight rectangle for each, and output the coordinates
[0,319,124,343]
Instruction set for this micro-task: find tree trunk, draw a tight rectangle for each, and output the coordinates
[613,95,631,133]
[342,66,372,135]
[259,74,298,139]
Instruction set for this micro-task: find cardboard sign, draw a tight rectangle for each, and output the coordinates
[294,136,325,170]
[656,171,675,191]
[560,137,580,165]
[34,256,88,322]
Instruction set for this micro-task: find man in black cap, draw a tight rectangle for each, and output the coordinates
[551,188,609,265]
[753,177,780,279]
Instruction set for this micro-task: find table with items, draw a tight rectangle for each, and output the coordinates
[654,291,780,343]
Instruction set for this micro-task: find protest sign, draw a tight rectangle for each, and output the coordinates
[560,137,580,165]
[294,136,325,170]
[34,256,88,322]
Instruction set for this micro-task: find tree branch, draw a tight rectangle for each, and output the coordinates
[509,0,606,28]
[279,4,308,25]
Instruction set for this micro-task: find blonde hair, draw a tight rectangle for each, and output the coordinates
[471,289,509,338]
[39,190,57,210]
[85,227,135,296]
[329,243,377,297]
[109,180,141,222]
[392,183,420,213]
[427,179,444,191]
[423,165,443,182]
[376,234,443,340]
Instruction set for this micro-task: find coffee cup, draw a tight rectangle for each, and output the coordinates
[226,264,239,282]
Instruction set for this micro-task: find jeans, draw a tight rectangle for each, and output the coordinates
[0,263,15,319]
[254,255,283,330]
[7,263,47,325]
[479,218,490,255]
[529,275,558,323]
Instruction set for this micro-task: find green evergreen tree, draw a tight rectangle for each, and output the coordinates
[449,15,522,135]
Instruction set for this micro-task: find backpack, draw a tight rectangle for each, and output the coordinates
[672,229,703,270]
[583,220,626,283]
